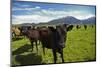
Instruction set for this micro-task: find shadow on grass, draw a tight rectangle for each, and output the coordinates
[14,53,42,66]
[12,37,23,41]
[12,44,32,55]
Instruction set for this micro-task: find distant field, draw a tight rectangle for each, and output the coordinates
[11,25,96,66]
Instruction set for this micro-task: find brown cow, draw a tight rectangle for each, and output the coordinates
[12,27,21,39]
[27,28,40,52]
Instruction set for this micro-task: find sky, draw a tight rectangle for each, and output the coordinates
[12,1,96,24]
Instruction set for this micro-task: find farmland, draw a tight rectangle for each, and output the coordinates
[11,25,96,66]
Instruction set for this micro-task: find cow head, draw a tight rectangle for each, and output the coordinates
[56,24,68,48]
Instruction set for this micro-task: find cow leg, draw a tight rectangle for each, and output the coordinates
[15,34,16,39]
[23,35,25,39]
[35,41,38,53]
[31,41,33,51]
[52,49,57,63]
[42,46,45,55]
[58,48,64,63]
[39,40,41,45]
[41,42,45,55]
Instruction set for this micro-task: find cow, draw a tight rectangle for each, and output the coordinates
[76,25,81,29]
[67,25,73,31]
[20,26,31,37]
[92,25,94,28]
[27,28,40,52]
[12,27,21,39]
[39,24,68,63]
[84,25,87,30]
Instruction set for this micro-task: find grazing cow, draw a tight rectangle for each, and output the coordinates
[39,24,68,63]
[27,28,40,52]
[67,25,73,31]
[76,25,81,29]
[92,25,94,28]
[84,25,87,30]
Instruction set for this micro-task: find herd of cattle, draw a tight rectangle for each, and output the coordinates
[12,24,94,63]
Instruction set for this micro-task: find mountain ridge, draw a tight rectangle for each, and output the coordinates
[48,16,96,25]
[13,16,96,26]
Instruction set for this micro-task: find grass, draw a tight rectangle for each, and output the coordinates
[11,25,96,66]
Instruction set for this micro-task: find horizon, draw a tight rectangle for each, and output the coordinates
[12,1,96,24]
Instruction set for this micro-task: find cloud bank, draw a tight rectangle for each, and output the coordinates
[12,2,95,24]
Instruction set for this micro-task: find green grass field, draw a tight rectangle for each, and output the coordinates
[11,25,96,66]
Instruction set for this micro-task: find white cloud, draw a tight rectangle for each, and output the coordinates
[12,6,41,11]
[12,8,95,24]
[41,9,67,16]
[73,14,95,19]
[13,7,34,11]
[35,6,41,9]
[12,15,54,24]
[21,4,31,7]
[65,11,95,19]
[41,9,95,19]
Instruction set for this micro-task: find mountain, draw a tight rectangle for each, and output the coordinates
[48,16,96,25]
[49,16,81,24]
[13,16,96,26]
[18,23,36,26]
[81,17,96,24]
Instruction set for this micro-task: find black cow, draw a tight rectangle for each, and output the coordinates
[84,25,87,30]
[92,25,94,28]
[76,25,81,29]
[39,24,68,63]
[67,25,73,31]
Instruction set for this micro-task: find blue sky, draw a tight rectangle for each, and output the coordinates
[12,1,96,24]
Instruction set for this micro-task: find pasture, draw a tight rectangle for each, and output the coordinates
[11,25,96,66]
